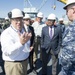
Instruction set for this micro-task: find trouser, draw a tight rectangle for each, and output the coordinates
[4,59,28,75]
[29,49,34,70]
[42,49,58,75]
[33,36,42,62]
[0,44,5,74]
[51,50,58,75]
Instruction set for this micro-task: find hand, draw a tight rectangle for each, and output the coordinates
[18,32,32,45]
[30,46,33,51]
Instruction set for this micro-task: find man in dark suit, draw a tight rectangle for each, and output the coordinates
[41,13,62,75]
[23,14,37,74]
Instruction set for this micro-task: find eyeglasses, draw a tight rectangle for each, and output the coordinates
[67,7,75,12]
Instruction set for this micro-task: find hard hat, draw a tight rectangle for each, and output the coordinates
[59,18,63,21]
[48,13,56,20]
[37,12,43,18]
[23,14,30,19]
[11,8,24,18]
[64,0,75,9]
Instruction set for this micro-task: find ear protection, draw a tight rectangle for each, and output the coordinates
[8,12,12,18]
[22,11,25,17]
[8,11,25,19]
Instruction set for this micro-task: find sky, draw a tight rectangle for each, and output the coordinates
[0,0,68,20]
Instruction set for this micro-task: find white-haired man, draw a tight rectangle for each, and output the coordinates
[1,8,32,75]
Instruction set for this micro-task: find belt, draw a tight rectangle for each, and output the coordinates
[5,58,28,62]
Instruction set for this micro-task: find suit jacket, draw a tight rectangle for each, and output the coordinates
[41,25,62,55]
[28,26,35,47]
[24,25,35,47]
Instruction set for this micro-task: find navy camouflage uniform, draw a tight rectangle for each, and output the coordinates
[59,20,75,75]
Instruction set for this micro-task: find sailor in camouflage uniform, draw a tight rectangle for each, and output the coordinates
[59,0,75,75]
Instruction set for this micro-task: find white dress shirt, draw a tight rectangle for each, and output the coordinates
[1,25,30,61]
[24,24,29,32]
[32,21,46,37]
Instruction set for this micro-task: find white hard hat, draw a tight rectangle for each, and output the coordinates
[59,18,63,21]
[23,14,30,19]
[37,12,43,18]
[11,8,24,18]
[64,0,75,9]
[48,13,56,20]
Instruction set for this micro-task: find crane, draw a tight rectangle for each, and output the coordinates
[24,0,33,8]
[52,0,66,10]
[23,0,66,19]
[37,0,48,11]
[23,0,48,19]
[24,0,48,12]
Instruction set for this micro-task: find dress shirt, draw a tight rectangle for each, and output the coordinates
[32,21,46,37]
[24,24,29,32]
[1,25,30,61]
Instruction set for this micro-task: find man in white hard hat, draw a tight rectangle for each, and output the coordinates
[23,14,37,74]
[58,18,65,33]
[59,18,63,21]
[1,8,32,75]
[41,13,62,75]
[59,0,75,75]
[32,12,46,65]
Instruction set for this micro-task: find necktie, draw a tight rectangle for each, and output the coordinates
[50,27,52,39]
